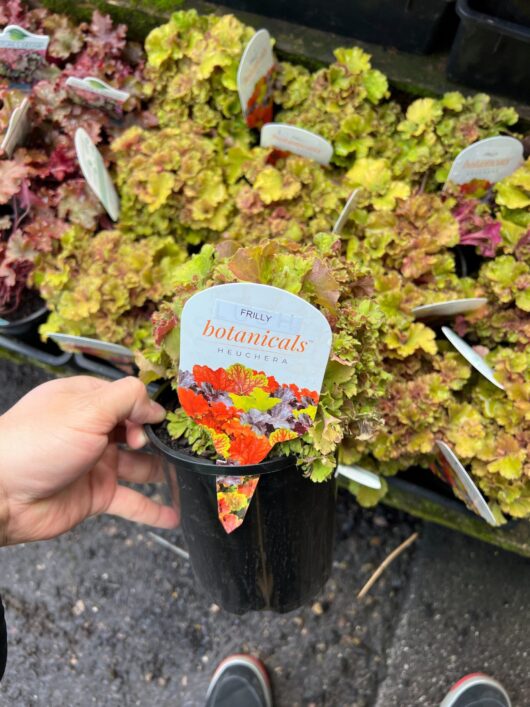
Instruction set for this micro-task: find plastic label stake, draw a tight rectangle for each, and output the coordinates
[260,123,333,165]
[1,96,30,157]
[445,136,524,187]
[333,189,360,235]
[75,128,120,221]
[433,441,498,526]
[48,333,134,369]
[237,29,275,129]
[178,283,332,533]
[442,326,504,390]
[412,298,487,320]
[0,25,49,83]
[66,76,129,115]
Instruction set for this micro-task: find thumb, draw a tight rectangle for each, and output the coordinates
[82,377,166,432]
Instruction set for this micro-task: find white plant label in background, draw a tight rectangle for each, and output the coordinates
[0,318,9,325]
[435,441,498,526]
[442,326,504,390]
[446,136,524,186]
[1,96,30,157]
[66,76,130,113]
[0,25,49,82]
[333,189,360,235]
[237,29,275,129]
[49,333,134,366]
[335,463,382,490]
[260,123,333,165]
[413,298,488,320]
[75,128,120,221]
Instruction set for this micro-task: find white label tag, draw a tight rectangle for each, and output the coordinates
[442,326,504,390]
[178,283,332,466]
[66,76,129,113]
[446,136,524,186]
[333,188,360,234]
[237,29,275,129]
[0,25,49,82]
[260,123,333,165]
[0,318,9,325]
[435,441,498,526]
[335,463,382,489]
[413,298,487,320]
[1,96,30,157]
[49,333,134,365]
[75,128,119,221]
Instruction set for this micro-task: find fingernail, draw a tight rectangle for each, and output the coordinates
[139,430,149,447]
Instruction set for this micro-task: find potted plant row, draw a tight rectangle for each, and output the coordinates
[1,5,530,609]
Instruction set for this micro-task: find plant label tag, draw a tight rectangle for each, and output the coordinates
[0,318,8,325]
[260,123,333,165]
[179,282,332,533]
[75,128,119,221]
[237,29,275,129]
[442,326,504,390]
[335,463,382,489]
[434,441,498,526]
[66,76,130,116]
[446,136,524,187]
[333,188,360,234]
[49,333,134,369]
[0,25,49,83]
[413,297,487,321]
[1,96,29,157]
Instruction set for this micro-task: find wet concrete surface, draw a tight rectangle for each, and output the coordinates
[0,361,417,706]
[374,524,530,707]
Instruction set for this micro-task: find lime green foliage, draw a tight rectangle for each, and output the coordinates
[143,239,390,481]
[143,10,254,141]
[111,123,235,244]
[34,227,186,348]
[394,93,519,185]
[277,47,397,167]
[224,148,350,243]
[343,348,472,472]
[441,348,530,518]
[495,158,530,251]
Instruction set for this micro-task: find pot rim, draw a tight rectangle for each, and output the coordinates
[144,384,297,477]
[0,303,48,332]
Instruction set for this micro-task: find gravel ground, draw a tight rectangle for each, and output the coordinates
[0,360,418,706]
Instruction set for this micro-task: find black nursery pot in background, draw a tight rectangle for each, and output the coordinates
[0,298,48,338]
[145,393,337,615]
[209,0,457,54]
[448,0,530,103]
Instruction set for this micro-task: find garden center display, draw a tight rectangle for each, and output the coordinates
[2,1,530,604]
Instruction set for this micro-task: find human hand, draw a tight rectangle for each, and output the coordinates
[0,376,178,546]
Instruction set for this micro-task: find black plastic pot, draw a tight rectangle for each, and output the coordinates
[448,0,530,102]
[476,0,530,26]
[145,391,336,614]
[210,0,457,54]
[0,303,48,338]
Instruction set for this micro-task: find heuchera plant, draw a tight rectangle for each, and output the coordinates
[0,2,147,316]
[141,237,389,482]
[34,226,187,348]
[143,10,255,143]
[442,347,530,519]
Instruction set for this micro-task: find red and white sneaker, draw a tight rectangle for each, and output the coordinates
[440,673,511,707]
